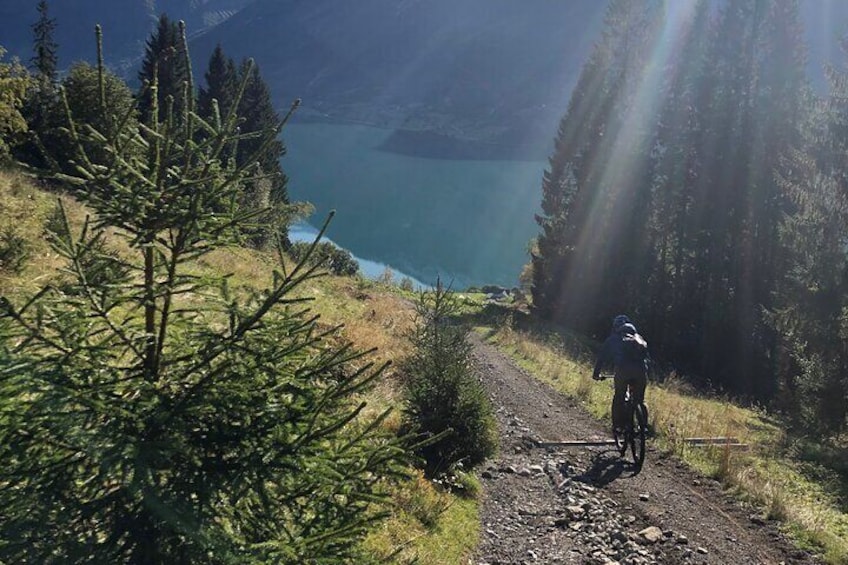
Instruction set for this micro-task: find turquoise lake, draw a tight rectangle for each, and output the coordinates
[283,123,546,289]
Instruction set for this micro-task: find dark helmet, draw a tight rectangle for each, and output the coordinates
[612,314,631,332]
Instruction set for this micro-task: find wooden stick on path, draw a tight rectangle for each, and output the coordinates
[535,439,618,448]
[684,437,740,445]
[534,437,748,449]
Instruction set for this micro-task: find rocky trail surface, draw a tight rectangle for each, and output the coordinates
[469,334,820,565]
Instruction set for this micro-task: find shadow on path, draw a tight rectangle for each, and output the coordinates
[576,450,641,486]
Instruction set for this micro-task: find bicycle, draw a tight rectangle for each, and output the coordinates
[600,375,648,470]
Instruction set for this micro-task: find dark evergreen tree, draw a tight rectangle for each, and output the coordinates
[771,147,848,434]
[225,59,291,247]
[769,49,848,435]
[676,0,806,394]
[197,43,237,125]
[640,0,712,354]
[532,0,808,399]
[137,14,189,125]
[31,0,57,82]
[237,59,288,206]
[194,45,292,249]
[17,0,59,167]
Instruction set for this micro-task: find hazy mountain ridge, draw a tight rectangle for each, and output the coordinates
[188,0,607,156]
[0,0,254,74]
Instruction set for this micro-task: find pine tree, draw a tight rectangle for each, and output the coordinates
[532,0,808,399]
[197,43,237,124]
[229,59,291,247]
[740,0,806,395]
[678,0,807,393]
[769,49,848,434]
[137,14,189,125]
[31,0,57,82]
[237,59,288,205]
[772,145,848,434]
[616,0,807,395]
[0,25,408,563]
[640,0,712,353]
[17,0,59,167]
[401,281,496,477]
[196,49,291,248]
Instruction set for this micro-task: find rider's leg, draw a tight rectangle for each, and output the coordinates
[630,373,647,406]
[612,374,628,430]
[629,371,648,426]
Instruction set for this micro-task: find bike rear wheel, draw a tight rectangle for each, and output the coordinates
[630,403,647,469]
[613,388,630,455]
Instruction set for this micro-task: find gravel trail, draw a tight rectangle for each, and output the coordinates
[470,334,820,565]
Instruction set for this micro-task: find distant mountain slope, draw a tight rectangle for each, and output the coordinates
[0,0,253,74]
[189,0,606,155]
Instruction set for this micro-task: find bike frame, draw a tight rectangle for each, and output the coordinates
[599,375,647,470]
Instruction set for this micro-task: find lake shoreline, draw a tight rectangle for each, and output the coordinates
[283,122,543,289]
[291,114,549,162]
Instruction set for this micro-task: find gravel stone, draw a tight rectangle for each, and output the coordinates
[637,526,664,545]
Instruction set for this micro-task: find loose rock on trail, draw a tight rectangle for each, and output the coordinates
[470,334,820,565]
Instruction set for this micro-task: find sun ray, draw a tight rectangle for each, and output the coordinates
[561,1,702,306]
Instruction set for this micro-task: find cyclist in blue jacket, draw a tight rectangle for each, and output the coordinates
[592,314,648,433]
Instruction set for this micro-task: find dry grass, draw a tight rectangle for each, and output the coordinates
[0,170,134,295]
[0,172,67,294]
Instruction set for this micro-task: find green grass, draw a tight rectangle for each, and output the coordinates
[476,313,848,565]
[363,471,480,563]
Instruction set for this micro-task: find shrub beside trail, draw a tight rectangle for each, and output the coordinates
[402,282,497,478]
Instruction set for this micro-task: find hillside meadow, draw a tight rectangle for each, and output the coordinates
[2,168,847,564]
[0,168,478,564]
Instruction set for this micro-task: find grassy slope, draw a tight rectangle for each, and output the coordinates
[474,312,848,564]
[0,168,479,564]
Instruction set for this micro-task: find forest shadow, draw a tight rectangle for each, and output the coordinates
[789,439,848,512]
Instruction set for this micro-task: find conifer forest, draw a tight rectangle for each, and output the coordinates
[533,0,847,435]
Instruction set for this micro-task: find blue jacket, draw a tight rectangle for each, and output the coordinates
[592,323,648,378]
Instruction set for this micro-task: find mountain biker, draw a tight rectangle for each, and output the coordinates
[591,314,649,433]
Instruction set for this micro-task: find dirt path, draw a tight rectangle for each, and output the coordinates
[470,334,820,565]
